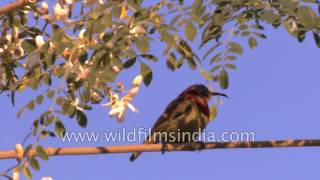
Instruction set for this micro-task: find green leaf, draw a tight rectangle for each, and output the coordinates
[209,105,217,120]
[241,31,251,37]
[123,57,136,69]
[140,54,158,62]
[29,157,40,171]
[191,0,204,17]
[113,5,121,18]
[102,12,112,28]
[76,110,88,128]
[298,6,317,29]
[32,120,39,136]
[209,52,222,64]
[224,64,236,70]
[203,43,221,60]
[16,107,25,119]
[302,0,317,2]
[47,90,55,98]
[186,58,197,70]
[239,24,248,30]
[26,100,35,111]
[21,39,36,54]
[228,42,243,55]
[66,104,76,118]
[166,52,177,71]
[42,73,51,86]
[36,95,44,105]
[140,62,153,86]
[219,69,229,89]
[62,100,71,114]
[210,65,221,73]
[79,51,88,64]
[297,30,306,42]
[171,14,182,25]
[23,166,32,179]
[185,22,197,41]
[226,55,237,61]
[248,37,258,49]
[136,37,150,54]
[36,145,48,160]
[44,116,55,126]
[200,70,212,80]
[177,39,193,59]
[55,120,66,137]
[253,32,267,39]
[23,144,33,157]
[313,32,320,48]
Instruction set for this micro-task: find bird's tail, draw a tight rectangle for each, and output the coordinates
[129,151,141,162]
[129,136,152,162]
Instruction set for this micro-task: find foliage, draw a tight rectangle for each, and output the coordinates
[1,0,320,178]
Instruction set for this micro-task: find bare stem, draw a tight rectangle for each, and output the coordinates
[1,139,319,160]
[0,0,39,16]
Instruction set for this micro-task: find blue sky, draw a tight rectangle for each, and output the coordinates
[1,1,320,180]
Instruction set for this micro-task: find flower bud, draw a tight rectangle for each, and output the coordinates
[35,35,45,48]
[53,3,69,21]
[79,29,86,39]
[127,86,139,97]
[15,144,24,162]
[132,75,143,87]
[112,66,120,73]
[41,2,49,14]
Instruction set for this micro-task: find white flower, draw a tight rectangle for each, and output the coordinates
[102,75,144,122]
[42,2,48,10]
[65,0,74,5]
[12,168,20,180]
[129,25,146,36]
[41,177,53,180]
[53,3,69,21]
[35,35,45,48]
[6,34,12,42]
[107,100,138,122]
[127,102,138,113]
[108,101,126,121]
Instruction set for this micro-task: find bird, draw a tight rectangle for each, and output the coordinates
[129,84,227,161]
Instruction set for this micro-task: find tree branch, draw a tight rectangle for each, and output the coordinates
[0,0,37,16]
[1,139,320,160]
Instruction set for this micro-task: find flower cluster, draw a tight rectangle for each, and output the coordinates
[102,75,143,122]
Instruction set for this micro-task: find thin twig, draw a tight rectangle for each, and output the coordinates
[1,139,320,160]
[0,0,38,16]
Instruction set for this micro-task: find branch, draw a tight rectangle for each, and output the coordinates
[0,0,37,16]
[1,139,320,160]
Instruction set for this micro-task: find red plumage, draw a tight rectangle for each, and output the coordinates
[129,84,227,161]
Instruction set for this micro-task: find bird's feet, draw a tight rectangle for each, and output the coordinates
[161,143,168,154]
[195,141,206,152]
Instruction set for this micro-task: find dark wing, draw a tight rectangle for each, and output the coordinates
[151,95,194,133]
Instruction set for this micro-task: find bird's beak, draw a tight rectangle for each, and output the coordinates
[210,91,228,98]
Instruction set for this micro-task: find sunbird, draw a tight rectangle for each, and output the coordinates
[130,84,227,161]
